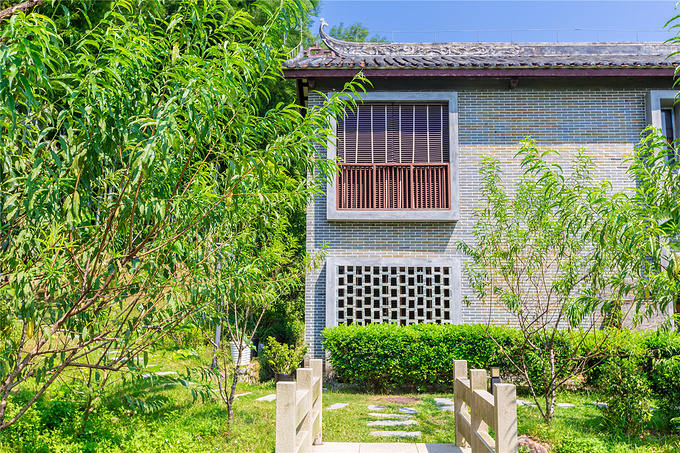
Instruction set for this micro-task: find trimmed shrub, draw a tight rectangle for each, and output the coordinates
[322,323,518,392]
[323,324,680,395]
[598,356,652,435]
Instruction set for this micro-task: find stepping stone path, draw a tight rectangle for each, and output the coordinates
[398,407,417,414]
[517,399,537,407]
[370,431,421,438]
[367,419,418,427]
[434,397,456,412]
[366,404,420,438]
[141,371,178,379]
[590,402,608,408]
[256,394,276,402]
[328,403,348,410]
[369,413,413,419]
[556,403,576,408]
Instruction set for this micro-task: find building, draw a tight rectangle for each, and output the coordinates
[282,23,680,358]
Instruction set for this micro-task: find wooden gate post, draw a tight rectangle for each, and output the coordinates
[494,383,518,453]
[275,381,296,453]
[453,360,468,448]
[469,369,488,453]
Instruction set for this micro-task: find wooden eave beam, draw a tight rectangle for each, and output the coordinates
[282,67,676,79]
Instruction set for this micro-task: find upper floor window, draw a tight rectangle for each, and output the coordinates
[326,93,459,222]
[336,103,451,211]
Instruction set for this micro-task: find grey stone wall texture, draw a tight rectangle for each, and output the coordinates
[305,85,654,359]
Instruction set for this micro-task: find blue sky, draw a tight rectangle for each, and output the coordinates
[313,1,680,43]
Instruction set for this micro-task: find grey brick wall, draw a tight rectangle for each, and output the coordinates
[305,86,648,358]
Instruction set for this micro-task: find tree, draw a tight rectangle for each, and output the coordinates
[616,128,680,321]
[458,141,634,424]
[329,22,388,42]
[329,21,388,43]
[0,0,362,429]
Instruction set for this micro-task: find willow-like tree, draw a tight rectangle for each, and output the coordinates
[0,0,361,429]
[458,143,639,424]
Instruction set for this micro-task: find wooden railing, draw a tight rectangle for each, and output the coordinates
[453,360,518,453]
[275,358,323,453]
[337,163,450,210]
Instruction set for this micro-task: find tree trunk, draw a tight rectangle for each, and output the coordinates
[545,348,556,424]
[0,0,44,21]
[226,347,242,424]
[211,324,222,369]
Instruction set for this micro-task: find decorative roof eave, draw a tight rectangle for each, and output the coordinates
[283,66,677,79]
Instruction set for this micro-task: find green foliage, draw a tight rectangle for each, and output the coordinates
[329,21,388,43]
[262,336,307,374]
[322,323,517,392]
[0,0,364,429]
[649,356,680,417]
[458,141,633,424]
[598,357,652,435]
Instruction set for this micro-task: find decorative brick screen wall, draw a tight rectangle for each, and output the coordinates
[335,264,453,325]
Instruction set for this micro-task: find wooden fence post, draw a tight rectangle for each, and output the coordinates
[469,369,487,453]
[297,368,313,453]
[311,359,323,445]
[494,383,518,453]
[275,381,296,453]
[453,360,468,448]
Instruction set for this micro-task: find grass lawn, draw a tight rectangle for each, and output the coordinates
[1,344,679,452]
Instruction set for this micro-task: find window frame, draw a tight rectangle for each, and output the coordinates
[324,256,462,328]
[326,92,460,221]
[647,90,680,137]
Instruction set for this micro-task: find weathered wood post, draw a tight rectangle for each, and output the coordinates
[310,359,323,445]
[494,383,518,453]
[275,381,296,453]
[453,359,468,448]
[297,367,313,453]
[469,369,488,453]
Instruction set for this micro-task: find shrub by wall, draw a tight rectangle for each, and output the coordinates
[321,323,518,392]
[322,323,680,396]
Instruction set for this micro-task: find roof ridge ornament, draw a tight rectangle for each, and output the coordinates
[319,19,525,57]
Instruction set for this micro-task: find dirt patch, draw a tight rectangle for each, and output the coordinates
[379,396,422,404]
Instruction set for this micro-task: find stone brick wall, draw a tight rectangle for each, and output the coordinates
[305,85,649,358]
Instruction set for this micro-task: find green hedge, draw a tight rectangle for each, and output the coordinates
[322,323,680,397]
[322,323,518,392]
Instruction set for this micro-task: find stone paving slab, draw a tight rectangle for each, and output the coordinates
[311,443,468,453]
[590,402,608,408]
[256,394,276,402]
[398,407,417,414]
[141,371,178,379]
[437,405,455,412]
[368,405,388,411]
[369,413,414,419]
[328,403,349,410]
[556,403,576,408]
[434,398,453,406]
[370,431,422,438]
[367,419,419,427]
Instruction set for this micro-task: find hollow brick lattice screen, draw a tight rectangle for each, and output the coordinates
[336,265,452,325]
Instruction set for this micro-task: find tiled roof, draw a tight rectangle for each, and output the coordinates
[282,22,680,71]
